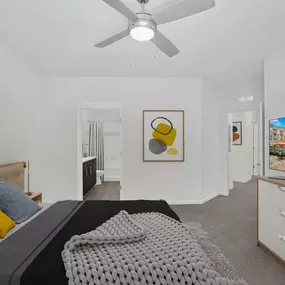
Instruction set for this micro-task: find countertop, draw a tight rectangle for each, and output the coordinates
[258,176,285,187]
[82,156,97,163]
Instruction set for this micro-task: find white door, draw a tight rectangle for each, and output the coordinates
[253,123,260,176]
[77,102,123,200]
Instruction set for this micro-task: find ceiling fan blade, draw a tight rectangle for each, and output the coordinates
[152,0,215,25]
[94,29,129,48]
[102,0,138,21]
[152,31,179,57]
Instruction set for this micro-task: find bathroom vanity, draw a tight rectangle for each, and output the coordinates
[82,157,97,197]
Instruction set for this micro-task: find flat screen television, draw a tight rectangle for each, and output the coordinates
[269,117,285,172]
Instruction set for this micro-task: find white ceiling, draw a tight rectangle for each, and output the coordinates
[0,0,284,78]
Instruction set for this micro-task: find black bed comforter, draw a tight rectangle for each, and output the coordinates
[0,200,180,285]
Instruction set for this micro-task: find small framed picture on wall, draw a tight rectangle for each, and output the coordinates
[232,121,242,145]
[143,110,184,162]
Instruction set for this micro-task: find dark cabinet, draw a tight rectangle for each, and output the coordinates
[83,158,97,197]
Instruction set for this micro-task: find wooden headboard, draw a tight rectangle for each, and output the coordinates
[0,162,26,192]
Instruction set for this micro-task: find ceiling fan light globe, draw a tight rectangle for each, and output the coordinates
[130,26,155,42]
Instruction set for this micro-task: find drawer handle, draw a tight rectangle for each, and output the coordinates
[278,234,285,242]
[278,185,285,192]
[280,209,285,217]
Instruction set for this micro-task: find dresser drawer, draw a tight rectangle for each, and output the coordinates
[276,233,285,260]
[259,197,285,232]
[260,227,285,261]
[259,197,285,260]
[259,180,285,209]
[259,202,277,239]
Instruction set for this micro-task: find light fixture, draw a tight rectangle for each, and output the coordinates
[130,26,154,42]
[129,14,156,42]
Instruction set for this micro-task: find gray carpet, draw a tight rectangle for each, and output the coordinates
[171,178,285,285]
[85,179,285,284]
[185,222,247,284]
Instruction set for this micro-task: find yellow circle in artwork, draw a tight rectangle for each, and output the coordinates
[167,148,178,155]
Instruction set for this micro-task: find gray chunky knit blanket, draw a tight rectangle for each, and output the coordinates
[62,211,243,285]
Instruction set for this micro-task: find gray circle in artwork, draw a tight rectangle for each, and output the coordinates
[149,139,167,155]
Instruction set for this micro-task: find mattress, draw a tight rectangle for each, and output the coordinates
[0,200,180,285]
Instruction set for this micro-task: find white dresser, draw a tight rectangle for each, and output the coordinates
[257,177,285,265]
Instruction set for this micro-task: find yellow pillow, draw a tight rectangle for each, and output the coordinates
[0,210,15,238]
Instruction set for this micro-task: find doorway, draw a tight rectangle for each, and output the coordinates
[227,110,260,190]
[77,103,122,201]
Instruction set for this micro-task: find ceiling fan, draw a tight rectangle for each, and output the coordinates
[94,0,215,57]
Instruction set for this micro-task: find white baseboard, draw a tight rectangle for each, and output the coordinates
[169,193,220,205]
[232,176,252,184]
[119,198,203,205]
[200,193,219,203]
[104,176,120,182]
[168,200,203,205]
[219,192,229,197]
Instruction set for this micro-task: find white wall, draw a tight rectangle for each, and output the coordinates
[0,44,48,196]
[0,42,267,204]
[0,44,264,204]
[87,109,121,122]
[228,111,256,183]
[201,80,221,201]
[264,40,285,177]
[46,78,210,203]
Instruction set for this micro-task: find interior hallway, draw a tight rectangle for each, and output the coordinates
[85,182,120,200]
[172,178,285,285]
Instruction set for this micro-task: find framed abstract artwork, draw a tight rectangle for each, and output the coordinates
[143,110,184,162]
[232,121,242,145]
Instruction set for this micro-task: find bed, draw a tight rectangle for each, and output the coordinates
[0,162,181,285]
[0,162,246,285]
[0,199,180,285]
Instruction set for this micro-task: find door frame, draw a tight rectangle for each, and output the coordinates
[226,108,264,192]
[77,102,123,200]
[259,101,265,176]
[253,123,260,176]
